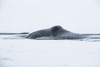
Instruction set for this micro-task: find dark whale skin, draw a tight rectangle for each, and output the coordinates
[27,26,87,39]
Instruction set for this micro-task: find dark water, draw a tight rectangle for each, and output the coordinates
[0,34,100,42]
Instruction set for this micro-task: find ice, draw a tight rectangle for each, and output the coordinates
[0,0,100,67]
[0,37,100,67]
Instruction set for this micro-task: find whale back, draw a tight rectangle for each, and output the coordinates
[27,25,74,39]
[51,26,69,36]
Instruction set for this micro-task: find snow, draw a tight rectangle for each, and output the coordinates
[0,0,100,67]
[0,39,100,67]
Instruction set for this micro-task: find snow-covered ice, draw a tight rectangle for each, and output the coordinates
[0,0,100,67]
[0,38,100,67]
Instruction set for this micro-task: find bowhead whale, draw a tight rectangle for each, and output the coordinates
[27,25,100,40]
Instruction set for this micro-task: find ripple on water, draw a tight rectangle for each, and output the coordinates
[0,35,100,42]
